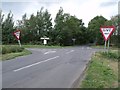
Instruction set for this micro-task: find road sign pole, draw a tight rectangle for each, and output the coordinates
[104,41,107,49]
[107,39,110,50]
[18,40,21,47]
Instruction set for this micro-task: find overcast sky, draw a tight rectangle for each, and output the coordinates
[1,0,119,27]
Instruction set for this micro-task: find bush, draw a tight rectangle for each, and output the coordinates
[100,50,119,61]
[2,45,24,54]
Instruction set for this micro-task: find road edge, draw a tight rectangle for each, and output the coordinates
[71,52,96,88]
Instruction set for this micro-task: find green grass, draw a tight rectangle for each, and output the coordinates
[22,45,63,48]
[91,45,118,50]
[1,49,32,61]
[80,50,118,88]
[3,45,71,48]
[1,44,72,61]
[2,45,24,54]
[100,50,119,61]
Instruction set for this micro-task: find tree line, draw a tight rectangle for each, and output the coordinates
[0,7,119,46]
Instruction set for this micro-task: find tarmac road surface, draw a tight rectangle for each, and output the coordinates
[2,46,103,88]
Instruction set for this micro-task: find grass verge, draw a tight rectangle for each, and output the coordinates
[1,49,32,61]
[2,45,24,54]
[80,50,118,88]
[22,45,73,48]
[1,44,71,61]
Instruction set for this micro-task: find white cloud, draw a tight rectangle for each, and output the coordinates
[2,0,119,27]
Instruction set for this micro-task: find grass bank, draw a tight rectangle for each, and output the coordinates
[1,45,32,61]
[2,49,31,61]
[1,44,71,61]
[22,45,63,48]
[80,49,118,88]
[2,45,24,54]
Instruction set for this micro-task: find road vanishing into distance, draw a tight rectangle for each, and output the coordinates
[2,46,104,88]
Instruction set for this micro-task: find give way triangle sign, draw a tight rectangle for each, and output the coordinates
[13,30,21,40]
[100,26,115,41]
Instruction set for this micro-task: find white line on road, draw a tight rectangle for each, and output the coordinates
[13,56,59,72]
[44,51,56,55]
[66,50,74,54]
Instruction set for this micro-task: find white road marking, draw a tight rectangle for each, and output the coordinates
[87,47,92,49]
[44,51,56,55]
[13,56,59,72]
[66,50,74,54]
[82,47,84,49]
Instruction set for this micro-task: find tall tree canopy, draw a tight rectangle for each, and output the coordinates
[2,11,15,44]
[2,8,115,46]
[104,15,120,46]
[88,16,107,44]
[16,7,52,44]
[53,7,87,46]
[0,10,4,44]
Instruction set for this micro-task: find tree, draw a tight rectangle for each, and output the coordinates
[2,11,15,44]
[54,7,87,46]
[0,10,4,44]
[35,8,52,44]
[105,15,120,46]
[53,7,65,45]
[16,7,53,44]
[16,13,30,44]
[88,16,107,45]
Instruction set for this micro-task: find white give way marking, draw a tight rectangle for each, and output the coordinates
[44,51,56,55]
[66,50,74,54]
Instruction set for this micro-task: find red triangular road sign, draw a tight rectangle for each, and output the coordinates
[13,30,21,40]
[100,26,115,41]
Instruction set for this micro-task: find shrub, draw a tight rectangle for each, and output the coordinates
[2,45,24,54]
[100,50,119,61]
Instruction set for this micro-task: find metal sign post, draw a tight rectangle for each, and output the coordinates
[107,39,110,50]
[18,40,21,47]
[104,41,107,49]
[72,38,76,45]
[41,37,49,45]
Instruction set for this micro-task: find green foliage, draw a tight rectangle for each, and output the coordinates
[104,15,119,46]
[16,7,52,44]
[81,53,117,88]
[2,45,24,54]
[88,16,107,44]
[100,50,119,61]
[53,7,88,46]
[2,8,118,46]
[2,49,31,61]
[2,11,16,44]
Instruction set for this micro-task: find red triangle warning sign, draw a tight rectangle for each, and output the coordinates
[100,26,115,41]
[13,30,21,40]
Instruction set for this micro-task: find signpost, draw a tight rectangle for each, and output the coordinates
[100,26,115,49]
[41,37,49,45]
[72,38,76,45]
[13,30,21,47]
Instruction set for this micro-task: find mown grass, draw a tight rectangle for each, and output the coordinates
[1,44,72,61]
[91,45,118,50]
[2,49,32,61]
[22,45,63,48]
[80,49,118,88]
[3,45,70,48]
[2,45,24,54]
[1,45,32,61]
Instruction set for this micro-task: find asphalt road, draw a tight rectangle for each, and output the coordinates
[2,46,103,88]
